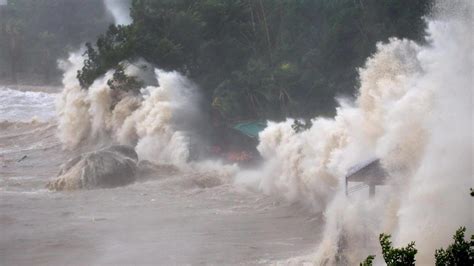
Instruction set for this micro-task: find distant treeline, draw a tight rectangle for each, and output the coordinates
[0,0,111,85]
[79,0,432,120]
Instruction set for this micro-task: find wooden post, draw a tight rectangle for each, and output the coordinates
[345,178,348,196]
[369,184,375,197]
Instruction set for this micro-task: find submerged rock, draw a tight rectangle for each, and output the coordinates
[47,145,138,191]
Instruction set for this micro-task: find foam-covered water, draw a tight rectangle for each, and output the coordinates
[0,88,57,122]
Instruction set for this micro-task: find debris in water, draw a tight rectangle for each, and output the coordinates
[17,155,27,162]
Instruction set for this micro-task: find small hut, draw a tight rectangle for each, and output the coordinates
[345,158,388,197]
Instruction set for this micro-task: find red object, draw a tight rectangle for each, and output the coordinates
[210,145,222,154]
[226,151,252,162]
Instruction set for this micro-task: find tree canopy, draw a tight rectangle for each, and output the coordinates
[78,0,432,121]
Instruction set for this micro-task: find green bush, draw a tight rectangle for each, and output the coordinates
[435,227,474,265]
[362,190,473,265]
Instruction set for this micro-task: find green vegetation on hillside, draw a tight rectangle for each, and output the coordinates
[78,0,432,121]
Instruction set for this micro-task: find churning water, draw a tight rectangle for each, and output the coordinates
[1,0,472,265]
[0,87,57,122]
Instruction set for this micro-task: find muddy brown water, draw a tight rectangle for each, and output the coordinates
[0,95,321,265]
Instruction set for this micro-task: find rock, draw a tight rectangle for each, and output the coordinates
[47,145,138,191]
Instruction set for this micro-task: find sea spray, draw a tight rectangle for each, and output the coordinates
[103,0,132,26]
[56,52,91,148]
[58,60,197,166]
[394,2,473,262]
[238,0,472,264]
[56,55,239,184]
[118,69,202,166]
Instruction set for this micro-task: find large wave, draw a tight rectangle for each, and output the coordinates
[55,0,472,264]
[237,0,473,264]
[57,56,203,168]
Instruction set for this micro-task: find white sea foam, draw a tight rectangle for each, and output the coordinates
[57,57,223,174]
[0,87,57,122]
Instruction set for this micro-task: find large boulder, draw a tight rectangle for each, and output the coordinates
[47,145,138,190]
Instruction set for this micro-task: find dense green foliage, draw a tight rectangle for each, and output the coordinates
[360,234,417,265]
[362,228,474,266]
[379,234,417,265]
[78,0,432,120]
[78,25,136,88]
[435,227,474,265]
[362,190,474,266]
[359,255,375,266]
[291,119,313,133]
[106,63,144,92]
[0,0,111,84]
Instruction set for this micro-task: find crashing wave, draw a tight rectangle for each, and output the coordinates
[57,56,202,167]
[238,0,473,264]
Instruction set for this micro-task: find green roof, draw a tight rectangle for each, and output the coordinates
[232,121,267,138]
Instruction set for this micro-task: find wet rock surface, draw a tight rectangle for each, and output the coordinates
[47,145,138,190]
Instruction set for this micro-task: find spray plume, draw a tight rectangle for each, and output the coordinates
[57,56,200,167]
[103,0,132,26]
[237,0,473,264]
